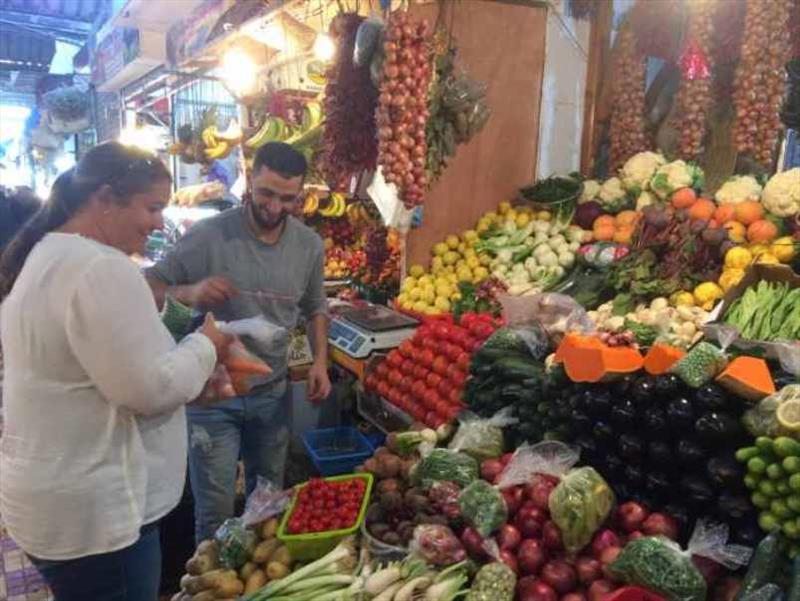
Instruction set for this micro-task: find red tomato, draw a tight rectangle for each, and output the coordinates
[420,349,435,366]
[399,376,413,392]
[416,325,433,340]
[423,388,441,409]
[463,336,480,353]
[456,352,471,371]
[443,404,461,421]
[449,388,462,404]
[398,340,415,357]
[411,405,426,421]
[413,365,429,380]
[448,367,467,388]
[401,359,416,375]
[388,369,403,386]
[434,398,451,416]
[426,372,443,389]
[387,387,402,406]
[411,380,427,398]
[364,374,378,392]
[433,323,451,340]
[376,381,390,398]
[432,356,449,376]
[438,378,453,398]
[424,411,439,428]
[375,362,389,377]
[471,321,496,340]
[422,337,438,351]
[386,350,404,367]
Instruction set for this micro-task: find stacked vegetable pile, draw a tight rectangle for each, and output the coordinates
[364,313,500,428]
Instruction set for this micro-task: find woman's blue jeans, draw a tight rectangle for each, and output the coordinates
[29,522,161,601]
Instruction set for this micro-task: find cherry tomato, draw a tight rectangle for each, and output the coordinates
[375,362,389,377]
[432,356,449,376]
[411,380,427,399]
[398,340,415,357]
[426,372,443,389]
[387,369,403,386]
[398,376,413,392]
[420,349,435,366]
[456,352,470,372]
[386,350,404,367]
[401,359,415,375]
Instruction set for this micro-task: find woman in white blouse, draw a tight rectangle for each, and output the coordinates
[0,142,228,601]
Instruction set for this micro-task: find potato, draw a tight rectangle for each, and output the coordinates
[196,540,217,556]
[171,593,190,601]
[239,561,257,580]
[244,569,268,595]
[197,569,229,591]
[190,592,216,601]
[271,546,292,567]
[186,552,217,576]
[261,518,279,540]
[214,574,244,598]
[252,538,281,564]
[180,574,207,595]
[266,561,290,580]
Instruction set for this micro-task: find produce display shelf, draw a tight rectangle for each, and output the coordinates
[356,387,412,434]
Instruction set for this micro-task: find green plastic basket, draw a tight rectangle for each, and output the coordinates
[277,473,373,561]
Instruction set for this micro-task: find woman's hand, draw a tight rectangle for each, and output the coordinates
[199,313,232,361]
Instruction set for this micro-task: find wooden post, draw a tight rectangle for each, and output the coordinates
[580,0,613,175]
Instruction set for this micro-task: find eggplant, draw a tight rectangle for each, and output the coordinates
[593,420,615,446]
[773,370,797,390]
[644,471,671,500]
[618,433,645,461]
[731,521,763,546]
[694,411,744,444]
[602,454,625,479]
[680,475,715,506]
[676,439,706,467]
[623,464,645,486]
[612,376,636,396]
[632,376,658,404]
[647,440,674,466]
[610,399,638,431]
[575,435,598,460]
[643,407,668,436]
[707,453,744,488]
[694,383,729,411]
[666,397,695,430]
[571,412,593,435]
[662,503,691,533]
[567,392,585,410]
[654,374,682,398]
[586,390,612,418]
[717,492,754,520]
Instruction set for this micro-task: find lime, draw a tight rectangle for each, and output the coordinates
[759,512,781,532]
[784,456,800,474]
[778,481,792,496]
[772,499,792,519]
[752,492,771,510]
[759,480,779,497]
[784,521,800,540]
[446,235,460,250]
[756,437,776,455]
[744,474,761,490]
[433,242,449,257]
[788,495,800,513]
[778,401,800,432]
[775,437,800,458]
[736,447,760,463]
[749,457,768,475]
[790,474,800,492]
[768,463,787,480]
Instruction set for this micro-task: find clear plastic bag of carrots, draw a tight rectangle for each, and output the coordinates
[224,338,272,395]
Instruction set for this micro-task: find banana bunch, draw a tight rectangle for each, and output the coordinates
[245,116,289,149]
[202,126,236,160]
[319,192,347,218]
[346,202,371,224]
[302,192,320,216]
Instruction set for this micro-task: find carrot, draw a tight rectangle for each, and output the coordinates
[226,356,273,375]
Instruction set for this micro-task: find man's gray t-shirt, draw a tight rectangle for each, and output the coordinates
[148,209,328,383]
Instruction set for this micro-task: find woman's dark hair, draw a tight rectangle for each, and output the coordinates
[0,141,171,299]
[0,188,40,252]
[253,142,307,179]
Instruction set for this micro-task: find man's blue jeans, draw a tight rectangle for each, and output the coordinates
[187,379,289,543]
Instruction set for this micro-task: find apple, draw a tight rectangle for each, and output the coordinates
[617,501,648,533]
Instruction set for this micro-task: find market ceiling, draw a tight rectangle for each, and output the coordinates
[0,0,106,55]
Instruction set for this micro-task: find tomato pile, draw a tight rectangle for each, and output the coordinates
[364,313,500,428]
[286,477,367,534]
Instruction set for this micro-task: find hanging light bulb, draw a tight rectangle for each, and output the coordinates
[313,33,335,61]
[221,48,257,97]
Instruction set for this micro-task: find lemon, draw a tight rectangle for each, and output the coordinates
[778,400,800,432]
[757,253,780,265]
[433,242,449,256]
[484,211,498,222]
[498,201,512,215]
[772,237,796,263]
[463,230,479,243]
[408,287,422,301]
[418,274,433,286]
[413,300,429,313]
[409,264,425,278]
[516,212,531,228]
[477,221,490,234]
[431,256,444,272]
[443,251,460,266]
[446,235,460,250]
[505,209,518,222]
[457,242,468,254]
[401,276,416,289]
[434,296,451,312]
[537,211,552,222]
[457,266,473,281]
[421,287,436,304]
[450,292,462,302]
[479,253,492,266]
[448,273,458,284]
[436,284,453,298]
[466,256,481,270]
[750,243,770,257]
[474,266,489,281]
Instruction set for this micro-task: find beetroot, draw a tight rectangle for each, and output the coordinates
[591,529,622,559]
[543,521,564,551]
[519,580,558,601]
[498,523,522,551]
[642,513,679,540]
[481,458,505,482]
[574,201,606,229]
[617,501,648,533]
[518,539,548,575]
[541,561,578,594]
[576,557,603,585]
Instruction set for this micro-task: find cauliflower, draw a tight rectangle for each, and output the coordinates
[714,175,763,204]
[579,179,601,203]
[635,190,657,211]
[620,151,667,193]
[650,160,705,199]
[762,168,800,217]
[597,177,631,213]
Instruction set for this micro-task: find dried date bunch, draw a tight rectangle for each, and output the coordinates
[376,12,433,208]
[609,25,650,171]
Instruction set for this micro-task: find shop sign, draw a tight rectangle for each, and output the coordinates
[91,26,141,87]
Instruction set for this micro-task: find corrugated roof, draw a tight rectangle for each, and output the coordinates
[0,0,106,23]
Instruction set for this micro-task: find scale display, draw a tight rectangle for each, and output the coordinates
[328,305,418,358]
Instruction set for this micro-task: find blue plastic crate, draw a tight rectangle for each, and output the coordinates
[365,431,386,451]
[302,427,373,476]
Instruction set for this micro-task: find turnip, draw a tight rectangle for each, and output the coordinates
[541,561,577,594]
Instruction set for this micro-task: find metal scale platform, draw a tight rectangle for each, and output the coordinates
[328,304,419,359]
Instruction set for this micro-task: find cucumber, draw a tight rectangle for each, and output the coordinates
[737,534,783,601]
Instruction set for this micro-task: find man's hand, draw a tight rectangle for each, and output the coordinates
[187,277,237,307]
[306,361,331,403]
[199,313,234,361]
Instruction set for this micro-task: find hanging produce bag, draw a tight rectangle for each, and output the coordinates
[448,407,518,462]
[609,521,752,601]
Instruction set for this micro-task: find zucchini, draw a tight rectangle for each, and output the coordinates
[737,534,783,601]
[493,356,544,381]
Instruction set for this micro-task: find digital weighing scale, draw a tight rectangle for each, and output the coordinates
[328,304,419,359]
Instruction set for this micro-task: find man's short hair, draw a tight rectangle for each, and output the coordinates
[253,142,307,179]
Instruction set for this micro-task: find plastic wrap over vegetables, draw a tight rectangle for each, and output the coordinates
[743,384,800,437]
[448,407,518,462]
[240,477,293,527]
[500,292,595,344]
[609,521,752,601]
[214,518,257,569]
[412,448,479,490]
[670,341,729,388]
[409,524,466,565]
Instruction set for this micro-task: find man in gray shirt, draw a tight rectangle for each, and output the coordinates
[147,142,330,542]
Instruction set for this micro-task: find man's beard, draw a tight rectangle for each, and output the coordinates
[249,202,287,231]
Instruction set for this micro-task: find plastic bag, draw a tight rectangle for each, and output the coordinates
[501,293,594,343]
[609,521,752,601]
[353,17,383,66]
[448,407,518,461]
[743,384,800,437]
[409,524,466,566]
[218,316,289,359]
[482,324,551,360]
[172,181,226,207]
[240,477,293,527]
[549,466,615,552]
[214,517,256,569]
[413,448,479,490]
[429,481,462,520]
[196,364,236,404]
[160,296,195,341]
[671,341,729,387]
[223,338,273,395]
